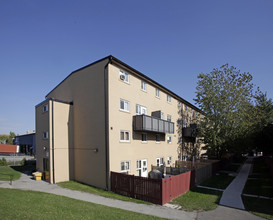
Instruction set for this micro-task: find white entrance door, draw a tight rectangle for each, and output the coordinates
[137,159,148,177]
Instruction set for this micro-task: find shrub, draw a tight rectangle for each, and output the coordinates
[0,158,8,166]
[20,158,26,166]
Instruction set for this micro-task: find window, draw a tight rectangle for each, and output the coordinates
[156,157,164,166]
[43,104,48,112]
[155,88,160,98]
[177,101,181,108]
[167,136,172,143]
[178,137,182,143]
[120,70,129,83]
[183,121,188,128]
[120,131,130,142]
[160,112,164,120]
[121,161,130,172]
[167,114,172,122]
[167,95,171,103]
[177,119,182,126]
[136,104,147,115]
[196,112,199,117]
[43,132,48,139]
[120,99,130,112]
[185,105,188,111]
[156,134,160,143]
[167,156,172,165]
[136,160,141,176]
[142,133,147,142]
[141,80,147,91]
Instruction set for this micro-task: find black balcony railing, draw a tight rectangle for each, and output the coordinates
[182,124,197,138]
[133,115,174,134]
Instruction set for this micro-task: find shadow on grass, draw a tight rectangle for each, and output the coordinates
[242,196,273,220]
[10,162,36,176]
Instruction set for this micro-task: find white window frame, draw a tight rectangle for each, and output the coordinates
[160,112,164,120]
[120,130,130,142]
[120,70,129,83]
[42,104,48,112]
[167,156,172,165]
[43,132,48,139]
[136,104,147,115]
[120,99,130,112]
[141,80,147,91]
[167,95,171,103]
[136,160,141,175]
[167,114,172,122]
[155,88,160,98]
[121,161,130,172]
[167,135,172,144]
[156,157,164,167]
[141,133,147,142]
[177,119,182,126]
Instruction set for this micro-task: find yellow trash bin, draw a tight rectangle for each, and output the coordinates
[32,172,42,181]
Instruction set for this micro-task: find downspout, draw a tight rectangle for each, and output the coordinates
[51,100,55,184]
[104,57,112,190]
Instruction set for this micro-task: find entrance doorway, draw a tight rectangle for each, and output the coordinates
[136,159,148,177]
[43,158,49,181]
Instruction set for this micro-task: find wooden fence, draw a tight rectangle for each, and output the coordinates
[111,171,191,205]
[111,171,162,204]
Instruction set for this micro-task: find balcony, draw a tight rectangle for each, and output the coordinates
[182,124,197,138]
[133,115,174,134]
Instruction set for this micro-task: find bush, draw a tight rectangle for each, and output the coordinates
[0,158,8,166]
[20,158,26,166]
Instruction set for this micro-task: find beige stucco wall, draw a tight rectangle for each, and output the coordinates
[46,59,108,189]
[52,101,74,183]
[35,100,51,177]
[108,63,185,175]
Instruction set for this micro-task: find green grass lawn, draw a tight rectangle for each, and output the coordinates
[58,181,151,204]
[242,196,273,220]
[199,173,234,189]
[0,188,163,220]
[0,166,21,181]
[170,187,222,211]
[243,157,273,198]
[221,163,241,172]
[243,178,273,198]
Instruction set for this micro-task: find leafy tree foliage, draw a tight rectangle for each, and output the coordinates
[250,93,273,155]
[195,64,257,158]
[8,132,16,145]
[0,134,9,144]
[0,132,16,145]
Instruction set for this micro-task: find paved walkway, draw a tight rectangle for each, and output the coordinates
[219,158,253,209]
[0,172,196,220]
[0,160,263,220]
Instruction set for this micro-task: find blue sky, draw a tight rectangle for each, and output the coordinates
[0,0,273,135]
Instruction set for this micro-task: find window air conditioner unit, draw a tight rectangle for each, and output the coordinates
[120,74,125,80]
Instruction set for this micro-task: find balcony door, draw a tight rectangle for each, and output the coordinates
[136,104,147,115]
[136,159,148,177]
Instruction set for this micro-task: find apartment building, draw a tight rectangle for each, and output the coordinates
[36,55,202,190]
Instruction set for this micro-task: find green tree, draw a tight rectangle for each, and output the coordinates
[251,92,273,155]
[194,64,256,158]
[0,134,9,144]
[7,131,16,145]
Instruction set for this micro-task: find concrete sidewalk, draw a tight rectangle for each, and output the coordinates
[0,172,196,220]
[0,162,263,220]
[219,158,253,209]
